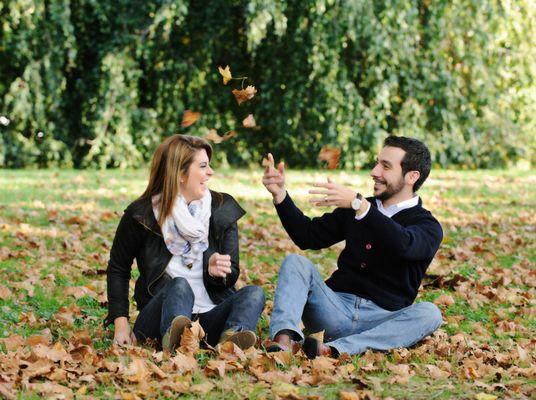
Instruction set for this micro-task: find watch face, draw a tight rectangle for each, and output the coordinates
[351,197,362,210]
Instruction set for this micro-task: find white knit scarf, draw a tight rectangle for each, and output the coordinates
[152,190,212,267]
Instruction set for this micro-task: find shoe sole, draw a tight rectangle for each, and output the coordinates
[224,331,257,350]
[162,315,191,353]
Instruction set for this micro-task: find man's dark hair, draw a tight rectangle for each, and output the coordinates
[383,136,431,192]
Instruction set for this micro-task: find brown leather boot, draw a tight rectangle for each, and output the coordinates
[303,337,335,359]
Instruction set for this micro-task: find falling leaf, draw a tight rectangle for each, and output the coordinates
[181,110,201,128]
[204,129,236,144]
[218,65,232,85]
[318,146,341,169]
[232,86,257,105]
[205,129,223,144]
[242,114,256,128]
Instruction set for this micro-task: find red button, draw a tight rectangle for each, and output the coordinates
[366,244,372,250]
[360,262,367,268]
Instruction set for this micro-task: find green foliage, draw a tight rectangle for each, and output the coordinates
[0,0,534,168]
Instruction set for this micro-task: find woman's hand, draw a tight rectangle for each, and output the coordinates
[262,153,286,204]
[208,253,232,278]
[308,178,357,208]
[113,317,137,346]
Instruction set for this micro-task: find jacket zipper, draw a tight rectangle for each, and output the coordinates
[134,218,168,296]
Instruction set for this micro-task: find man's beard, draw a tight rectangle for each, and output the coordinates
[374,177,405,201]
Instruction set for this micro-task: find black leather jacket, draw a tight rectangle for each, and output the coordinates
[105,190,246,326]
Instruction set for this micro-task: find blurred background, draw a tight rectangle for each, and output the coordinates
[0,0,534,170]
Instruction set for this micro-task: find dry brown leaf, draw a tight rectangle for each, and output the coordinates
[0,383,16,400]
[123,357,150,383]
[178,320,205,355]
[218,65,232,85]
[168,352,199,373]
[181,110,201,128]
[318,147,341,169]
[22,358,55,379]
[434,294,455,307]
[339,391,360,400]
[65,215,86,225]
[309,330,325,343]
[205,359,227,378]
[0,335,25,352]
[65,286,96,299]
[189,381,214,395]
[242,114,256,128]
[0,285,12,300]
[204,129,236,144]
[28,382,73,398]
[232,85,257,105]
[271,381,300,398]
[387,363,414,385]
[474,394,498,400]
[425,364,451,379]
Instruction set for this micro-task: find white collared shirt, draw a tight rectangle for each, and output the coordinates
[355,195,419,220]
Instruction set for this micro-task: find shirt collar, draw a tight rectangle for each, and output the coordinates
[375,195,419,217]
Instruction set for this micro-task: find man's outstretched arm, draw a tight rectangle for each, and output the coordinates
[262,153,345,250]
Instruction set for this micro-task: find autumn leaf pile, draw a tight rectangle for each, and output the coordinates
[0,169,534,399]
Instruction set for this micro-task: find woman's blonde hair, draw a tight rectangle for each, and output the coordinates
[141,134,212,227]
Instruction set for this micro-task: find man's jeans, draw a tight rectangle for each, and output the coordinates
[133,277,266,346]
[270,254,443,355]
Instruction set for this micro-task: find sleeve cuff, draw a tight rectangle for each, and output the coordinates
[355,201,371,221]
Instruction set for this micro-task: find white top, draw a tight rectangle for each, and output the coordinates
[355,195,419,220]
[166,255,216,313]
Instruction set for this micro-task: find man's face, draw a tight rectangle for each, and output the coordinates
[370,146,407,201]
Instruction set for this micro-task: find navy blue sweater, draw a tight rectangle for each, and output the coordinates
[275,194,443,311]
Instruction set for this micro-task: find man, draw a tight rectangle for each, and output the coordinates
[262,136,443,359]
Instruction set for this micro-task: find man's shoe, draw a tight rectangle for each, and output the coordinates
[264,333,301,353]
[303,337,334,359]
[219,329,257,350]
[162,315,191,353]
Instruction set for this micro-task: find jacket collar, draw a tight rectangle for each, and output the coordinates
[129,190,246,236]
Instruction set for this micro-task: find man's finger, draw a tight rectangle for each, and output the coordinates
[263,171,281,179]
[313,182,333,189]
[308,189,334,195]
[268,153,275,167]
[277,161,285,174]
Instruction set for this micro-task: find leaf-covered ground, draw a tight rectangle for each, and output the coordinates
[0,169,534,399]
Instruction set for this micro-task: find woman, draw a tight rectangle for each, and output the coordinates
[105,134,265,352]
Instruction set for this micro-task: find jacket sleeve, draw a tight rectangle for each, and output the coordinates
[274,192,346,250]
[105,209,144,327]
[204,221,239,289]
[358,206,443,261]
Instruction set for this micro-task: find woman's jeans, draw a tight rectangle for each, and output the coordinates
[133,277,266,347]
[269,254,443,355]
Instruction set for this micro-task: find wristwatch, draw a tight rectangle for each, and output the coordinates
[351,192,363,211]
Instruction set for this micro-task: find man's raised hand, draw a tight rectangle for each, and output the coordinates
[262,153,286,204]
[309,178,357,208]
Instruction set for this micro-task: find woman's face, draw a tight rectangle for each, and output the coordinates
[180,149,214,203]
